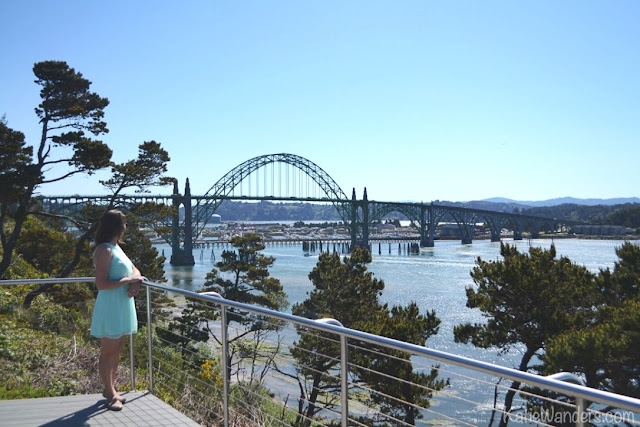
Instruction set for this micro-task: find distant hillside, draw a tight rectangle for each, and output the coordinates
[481,197,640,207]
[182,199,640,229]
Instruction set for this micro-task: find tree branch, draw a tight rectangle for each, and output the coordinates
[31,211,89,229]
[41,170,83,184]
[38,118,49,164]
[46,123,74,132]
[42,158,74,167]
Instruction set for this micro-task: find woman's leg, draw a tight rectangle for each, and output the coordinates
[110,337,126,398]
[100,337,123,409]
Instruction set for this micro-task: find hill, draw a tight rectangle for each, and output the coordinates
[481,197,640,207]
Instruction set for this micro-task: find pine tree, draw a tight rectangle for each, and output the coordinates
[544,242,640,398]
[199,233,287,381]
[291,248,447,426]
[454,243,598,426]
[1,61,112,279]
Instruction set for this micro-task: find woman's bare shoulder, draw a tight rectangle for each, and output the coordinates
[94,243,114,258]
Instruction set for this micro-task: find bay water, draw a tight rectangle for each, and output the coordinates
[156,237,638,424]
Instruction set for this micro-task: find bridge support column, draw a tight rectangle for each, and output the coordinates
[420,205,434,247]
[513,219,524,241]
[460,212,474,245]
[461,226,473,244]
[490,215,502,242]
[170,178,195,266]
[170,181,180,259]
[362,188,369,249]
[531,222,542,239]
[348,188,370,251]
[349,189,358,251]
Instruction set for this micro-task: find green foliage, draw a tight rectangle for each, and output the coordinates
[606,205,640,228]
[454,243,599,426]
[0,313,94,400]
[355,303,448,425]
[544,242,640,398]
[33,60,110,139]
[545,297,640,398]
[157,303,209,359]
[292,248,447,426]
[1,60,112,279]
[520,202,640,229]
[20,297,87,334]
[294,248,386,328]
[192,233,287,395]
[0,117,36,204]
[454,243,597,354]
[0,254,47,283]
[17,216,93,277]
[121,221,166,283]
[596,241,640,303]
[100,140,172,193]
[203,232,288,322]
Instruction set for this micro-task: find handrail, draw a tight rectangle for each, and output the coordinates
[140,279,640,415]
[2,276,640,423]
[0,277,96,286]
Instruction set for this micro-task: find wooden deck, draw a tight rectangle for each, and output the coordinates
[0,391,200,426]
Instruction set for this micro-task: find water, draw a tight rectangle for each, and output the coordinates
[156,237,638,423]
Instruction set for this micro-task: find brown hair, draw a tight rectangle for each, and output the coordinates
[94,210,126,244]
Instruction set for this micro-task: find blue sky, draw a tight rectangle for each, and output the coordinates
[1,1,638,202]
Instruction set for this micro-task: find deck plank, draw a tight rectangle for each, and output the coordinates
[0,391,201,426]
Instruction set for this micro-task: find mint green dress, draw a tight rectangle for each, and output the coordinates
[90,243,138,339]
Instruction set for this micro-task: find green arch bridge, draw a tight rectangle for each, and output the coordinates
[36,153,576,265]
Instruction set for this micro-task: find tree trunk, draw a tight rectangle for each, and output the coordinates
[302,372,323,427]
[498,348,536,427]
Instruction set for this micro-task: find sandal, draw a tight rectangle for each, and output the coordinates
[103,391,126,404]
[106,397,123,411]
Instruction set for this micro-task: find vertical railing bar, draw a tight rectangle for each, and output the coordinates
[575,397,585,427]
[146,285,154,394]
[221,302,230,427]
[341,334,349,426]
[129,334,136,390]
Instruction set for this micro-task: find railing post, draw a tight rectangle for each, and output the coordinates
[340,334,349,426]
[575,397,585,427]
[316,318,348,425]
[146,285,154,394]
[129,334,136,390]
[221,304,230,427]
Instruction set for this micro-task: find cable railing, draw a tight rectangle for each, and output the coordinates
[2,277,639,426]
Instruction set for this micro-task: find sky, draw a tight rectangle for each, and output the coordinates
[1,1,639,203]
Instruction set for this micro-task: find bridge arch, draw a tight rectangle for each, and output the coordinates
[191,153,351,239]
[369,203,422,225]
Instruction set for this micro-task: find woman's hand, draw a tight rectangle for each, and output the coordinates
[127,274,145,297]
[128,281,140,297]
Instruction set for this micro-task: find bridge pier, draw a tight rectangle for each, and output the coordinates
[459,212,474,245]
[488,215,503,242]
[170,179,195,266]
[512,217,524,241]
[531,222,542,239]
[349,188,370,250]
[420,205,435,247]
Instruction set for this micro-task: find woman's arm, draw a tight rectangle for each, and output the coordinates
[127,263,145,297]
[94,244,143,291]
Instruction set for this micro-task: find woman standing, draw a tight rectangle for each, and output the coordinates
[90,210,144,411]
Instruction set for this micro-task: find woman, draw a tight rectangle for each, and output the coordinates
[90,210,144,411]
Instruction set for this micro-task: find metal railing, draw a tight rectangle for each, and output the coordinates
[2,277,640,426]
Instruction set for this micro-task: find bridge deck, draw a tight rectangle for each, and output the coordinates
[0,391,199,427]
